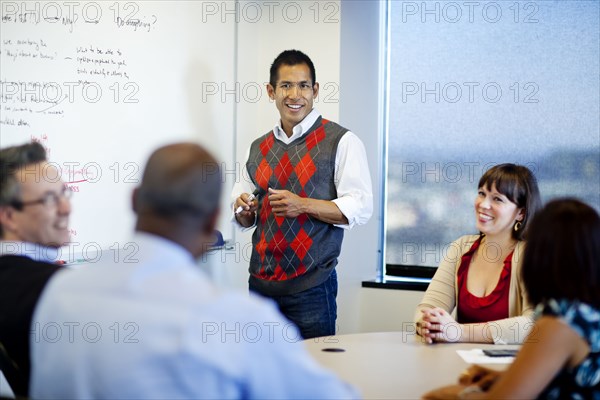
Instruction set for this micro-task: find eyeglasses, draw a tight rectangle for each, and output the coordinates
[277,82,314,93]
[11,186,73,211]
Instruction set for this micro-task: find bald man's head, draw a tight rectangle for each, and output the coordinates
[135,143,221,223]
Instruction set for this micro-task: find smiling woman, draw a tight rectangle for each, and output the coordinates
[423,199,600,399]
[414,164,541,345]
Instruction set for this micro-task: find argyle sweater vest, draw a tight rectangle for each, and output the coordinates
[246,117,347,296]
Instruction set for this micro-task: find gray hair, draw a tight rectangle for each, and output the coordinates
[0,142,48,235]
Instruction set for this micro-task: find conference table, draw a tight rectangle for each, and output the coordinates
[305,332,518,399]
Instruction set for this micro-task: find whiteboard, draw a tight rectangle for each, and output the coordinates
[1,1,236,254]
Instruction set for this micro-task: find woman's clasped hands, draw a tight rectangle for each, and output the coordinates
[417,308,464,344]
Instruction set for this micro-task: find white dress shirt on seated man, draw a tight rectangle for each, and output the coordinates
[30,232,358,399]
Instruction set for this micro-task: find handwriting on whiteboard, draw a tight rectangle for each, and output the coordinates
[1,2,159,33]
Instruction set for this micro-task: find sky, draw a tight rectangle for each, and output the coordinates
[389,0,600,159]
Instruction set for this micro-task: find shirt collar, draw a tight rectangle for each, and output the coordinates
[131,231,196,266]
[0,241,61,263]
[124,232,207,287]
[273,108,321,144]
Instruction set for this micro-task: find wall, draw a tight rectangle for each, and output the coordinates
[336,0,385,333]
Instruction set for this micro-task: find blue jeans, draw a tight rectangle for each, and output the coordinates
[252,270,338,340]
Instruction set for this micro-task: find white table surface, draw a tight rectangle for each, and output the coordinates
[305,332,517,399]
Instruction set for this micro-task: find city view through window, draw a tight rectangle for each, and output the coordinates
[385,1,600,268]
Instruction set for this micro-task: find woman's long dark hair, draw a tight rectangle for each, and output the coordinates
[522,199,600,308]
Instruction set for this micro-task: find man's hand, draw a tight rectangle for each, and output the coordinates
[234,192,259,227]
[268,188,306,218]
[267,188,348,225]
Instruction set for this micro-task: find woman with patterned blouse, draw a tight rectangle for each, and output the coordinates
[423,198,600,399]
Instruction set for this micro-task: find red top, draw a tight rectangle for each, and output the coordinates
[457,237,512,324]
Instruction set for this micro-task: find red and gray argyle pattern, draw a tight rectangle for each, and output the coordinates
[246,118,347,284]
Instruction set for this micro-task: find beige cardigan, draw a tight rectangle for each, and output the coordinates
[414,235,534,344]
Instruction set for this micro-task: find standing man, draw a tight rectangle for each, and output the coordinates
[0,142,70,396]
[232,50,373,339]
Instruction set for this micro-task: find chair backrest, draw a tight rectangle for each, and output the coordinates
[0,342,27,397]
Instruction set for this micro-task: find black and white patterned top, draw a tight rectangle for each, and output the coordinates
[535,299,600,400]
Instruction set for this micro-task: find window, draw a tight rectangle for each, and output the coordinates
[385,1,600,276]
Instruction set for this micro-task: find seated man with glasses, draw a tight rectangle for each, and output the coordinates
[0,141,71,396]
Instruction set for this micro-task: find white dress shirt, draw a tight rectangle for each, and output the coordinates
[231,108,373,230]
[30,232,358,399]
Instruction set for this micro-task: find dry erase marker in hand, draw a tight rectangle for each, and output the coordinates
[235,189,260,215]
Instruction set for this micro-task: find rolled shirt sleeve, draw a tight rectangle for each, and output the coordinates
[331,131,373,229]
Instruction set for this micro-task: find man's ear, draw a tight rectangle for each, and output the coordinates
[266,83,275,100]
[0,206,17,237]
[203,208,220,235]
[312,82,319,98]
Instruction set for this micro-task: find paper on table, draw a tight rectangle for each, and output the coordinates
[457,349,515,364]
